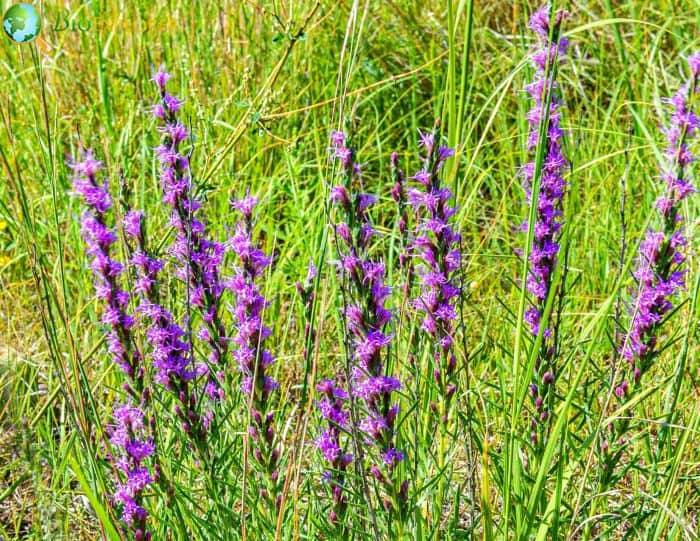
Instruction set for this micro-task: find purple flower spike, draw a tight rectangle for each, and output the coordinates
[70,155,136,379]
[519,4,569,448]
[69,150,153,534]
[227,193,281,500]
[408,126,462,413]
[109,403,154,534]
[150,67,228,406]
[618,53,699,394]
[601,54,699,482]
[321,131,406,522]
[70,151,142,385]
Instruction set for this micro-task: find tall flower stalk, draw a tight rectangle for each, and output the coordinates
[70,151,153,538]
[602,53,700,483]
[151,67,228,415]
[323,131,406,531]
[72,152,143,393]
[520,4,569,451]
[406,126,460,527]
[105,66,229,457]
[227,193,282,516]
[408,129,459,418]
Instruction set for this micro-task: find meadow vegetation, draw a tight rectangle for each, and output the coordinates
[0,1,698,539]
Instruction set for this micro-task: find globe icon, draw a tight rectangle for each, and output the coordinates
[3,4,41,43]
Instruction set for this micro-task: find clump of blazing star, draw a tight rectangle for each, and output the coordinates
[70,151,154,537]
[151,66,228,410]
[324,130,406,519]
[227,193,282,506]
[604,53,700,464]
[520,4,570,448]
[407,127,460,420]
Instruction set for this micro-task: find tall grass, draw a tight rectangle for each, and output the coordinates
[0,1,698,540]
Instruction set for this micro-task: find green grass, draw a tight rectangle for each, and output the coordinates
[1,0,699,539]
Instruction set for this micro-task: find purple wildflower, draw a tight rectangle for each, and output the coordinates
[315,378,353,524]
[109,404,155,539]
[151,67,228,404]
[616,54,699,400]
[599,53,699,485]
[69,150,153,533]
[520,4,569,447]
[70,151,142,388]
[323,131,405,516]
[408,126,462,416]
[227,193,281,502]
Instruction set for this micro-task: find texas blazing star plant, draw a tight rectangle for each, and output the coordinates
[407,130,460,423]
[603,52,700,483]
[71,67,237,537]
[228,192,284,520]
[403,126,463,523]
[152,67,229,433]
[70,151,155,539]
[320,131,406,531]
[519,4,570,452]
